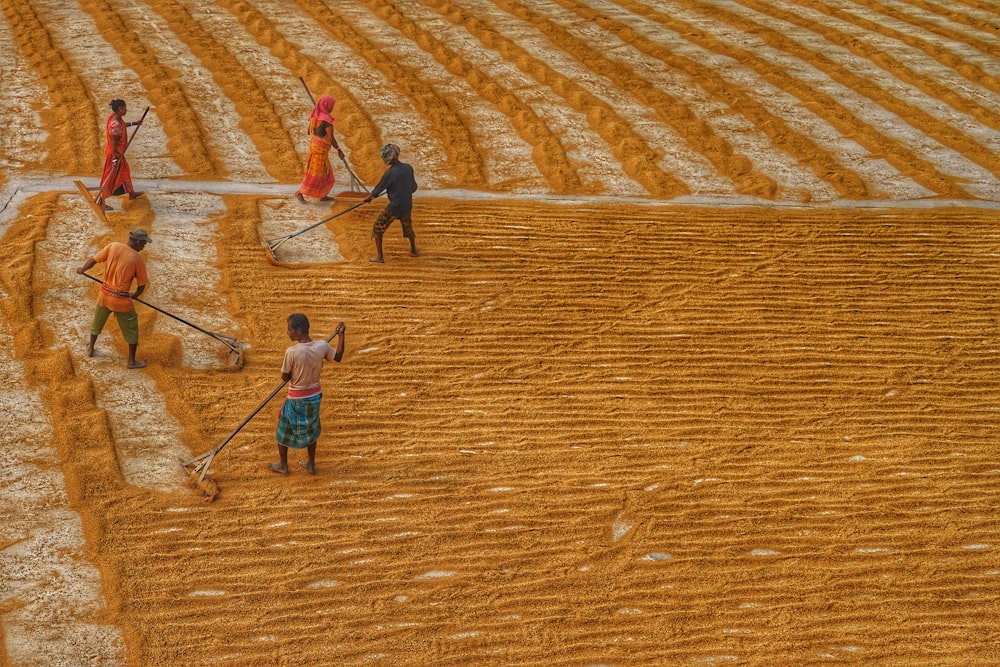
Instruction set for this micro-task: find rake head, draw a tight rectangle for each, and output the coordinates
[217,336,247,367]
[263,236,288,262]
[228,346,245,367]
[335,189,369,199]
[186,470,220,503]
[180,451,212,481]
[180,452,220,502]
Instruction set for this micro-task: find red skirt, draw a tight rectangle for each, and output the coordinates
[100,156,133,196]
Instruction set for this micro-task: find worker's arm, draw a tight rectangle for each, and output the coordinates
[333,322,346,363]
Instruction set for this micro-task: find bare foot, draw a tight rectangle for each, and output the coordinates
[295,192,306,203]
[320,196,335,202]
[409,250,420,257]
[369,257,384,263]
[129,191,145,200]
[86,342,95,357]
[98,202,113,211]
[298,460,316,475]
[267,462,289,475]
[127,360,147,369]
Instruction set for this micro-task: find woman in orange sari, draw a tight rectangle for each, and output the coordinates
[296,95,344,203]
[97,99,144,212]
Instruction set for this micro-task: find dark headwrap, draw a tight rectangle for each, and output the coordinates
[380,143,400,163]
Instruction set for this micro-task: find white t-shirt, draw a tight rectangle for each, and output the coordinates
[282,339,336,390]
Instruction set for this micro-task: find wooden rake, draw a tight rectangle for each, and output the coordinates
[264,198,372,260]
[181,378,287,485]
[81,272,246,366]
[180,328,341,485]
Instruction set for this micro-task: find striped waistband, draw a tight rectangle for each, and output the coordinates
[100,284,131,299]
[287,386,321,399]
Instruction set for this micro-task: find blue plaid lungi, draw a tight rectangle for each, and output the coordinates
[276,393,322,449]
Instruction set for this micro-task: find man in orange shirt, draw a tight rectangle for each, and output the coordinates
[76,228,151,368]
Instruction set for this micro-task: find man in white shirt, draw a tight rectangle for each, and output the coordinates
[270,313,345,475]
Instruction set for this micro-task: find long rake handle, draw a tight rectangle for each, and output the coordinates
[81,272,239,351]
[338,155,369,195]
[184,379,289,479]
[182,328,341,481]
[125,106,150,151]
[267,198,372,251]
[207,381,289,458]
[299,76,316,105]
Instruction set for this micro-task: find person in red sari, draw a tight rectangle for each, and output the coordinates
[296,95,344,203]
[97,99,145,212]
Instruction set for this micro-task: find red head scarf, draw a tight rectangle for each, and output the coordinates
[309,95,335,130]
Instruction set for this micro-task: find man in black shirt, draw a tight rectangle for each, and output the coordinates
[364,143,418,263]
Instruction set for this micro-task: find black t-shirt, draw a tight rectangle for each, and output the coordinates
[371,162,418,215]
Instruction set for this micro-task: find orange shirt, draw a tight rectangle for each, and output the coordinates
[94,242,147,312]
